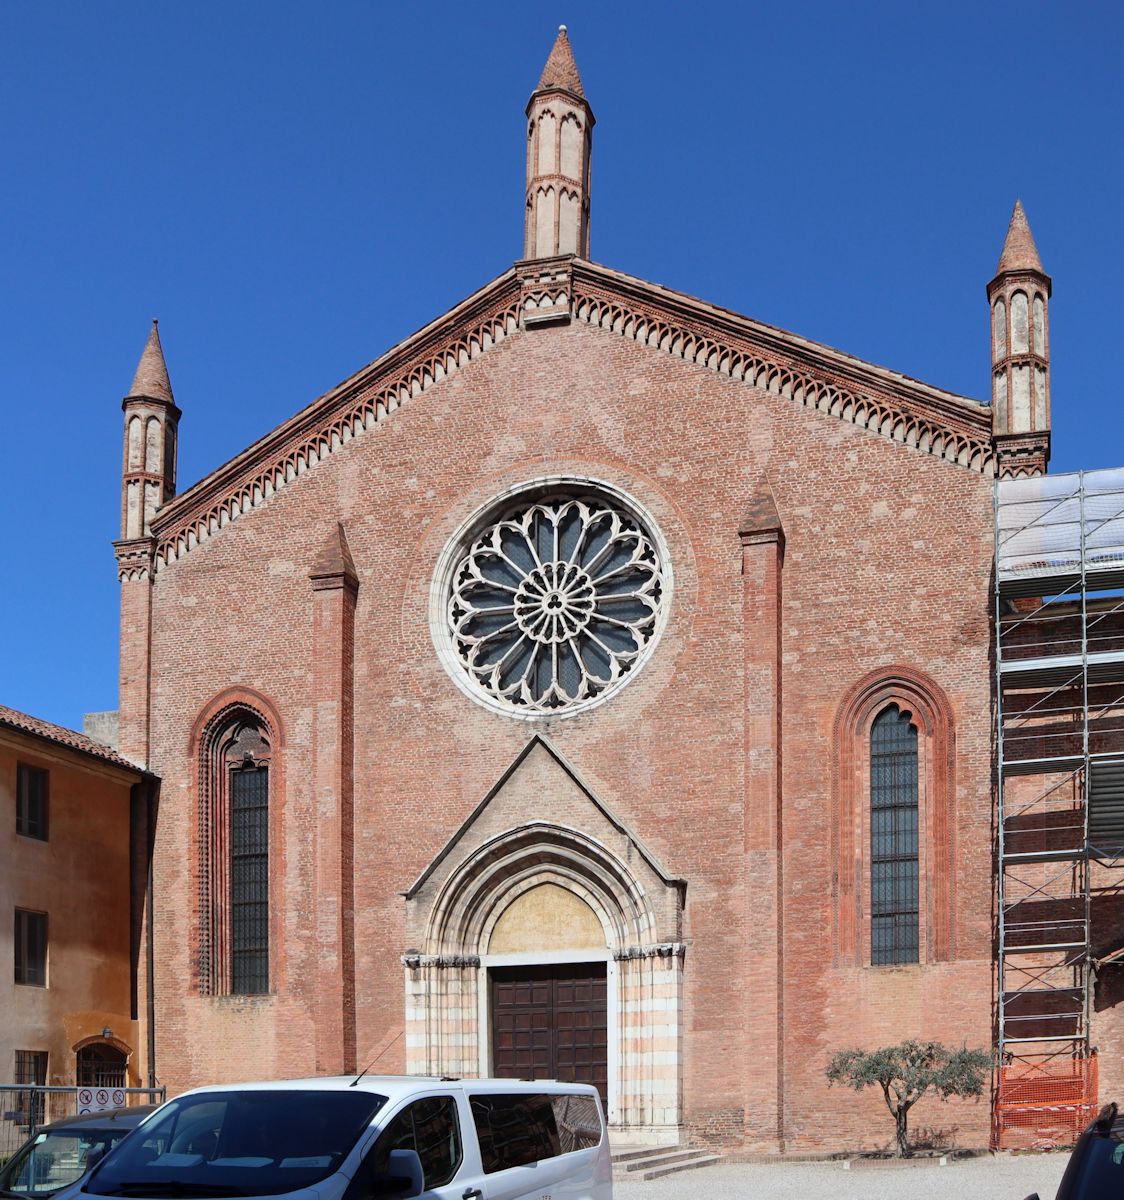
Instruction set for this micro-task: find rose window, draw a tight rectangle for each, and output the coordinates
[447,492,667,713]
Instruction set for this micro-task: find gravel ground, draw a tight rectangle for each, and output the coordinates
[613,1153,1068,1199]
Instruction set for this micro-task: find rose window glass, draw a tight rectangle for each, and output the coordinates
[447,492,666,713]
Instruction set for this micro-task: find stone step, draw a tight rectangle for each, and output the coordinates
[612,1147,722,1180]
[619,1151,723,1181]
[611,1144,685,1163]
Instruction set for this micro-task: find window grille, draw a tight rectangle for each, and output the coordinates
[76,1043,128,1088]
[14,909,48,986]
[870,706,920,965]
[14,1050,47,1126]
[230,766,268,994]
[16,764,48,840]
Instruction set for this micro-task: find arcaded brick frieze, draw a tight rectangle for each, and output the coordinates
[144,259,998,577]
[150,274,524,570]
[569,263,996,475]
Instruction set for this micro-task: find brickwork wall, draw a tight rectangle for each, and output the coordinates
[139,314,997,1151]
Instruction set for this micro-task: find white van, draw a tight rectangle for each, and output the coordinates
[63,1076,612,1200]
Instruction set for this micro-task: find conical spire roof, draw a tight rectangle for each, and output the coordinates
[996,199,1045,275]
[536,25,584,97]
[128,320,175,404]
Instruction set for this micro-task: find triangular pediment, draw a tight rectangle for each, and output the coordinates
[149,257,994,573]
[403,734,680,901]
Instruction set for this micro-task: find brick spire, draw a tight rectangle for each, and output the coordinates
[996,199,1045,275]
[988,200,1052,476]
[119,320,180,543]
[524,26,594,261]
[128,319,175,404]
[536,24,585,97]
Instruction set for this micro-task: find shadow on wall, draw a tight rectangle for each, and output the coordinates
[1092,889,1124,1013]
[1095,965,1124,1013]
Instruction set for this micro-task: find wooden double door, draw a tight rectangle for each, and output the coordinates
[490,962,608,1107]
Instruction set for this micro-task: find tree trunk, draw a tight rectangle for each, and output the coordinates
[895,1105,911,1157]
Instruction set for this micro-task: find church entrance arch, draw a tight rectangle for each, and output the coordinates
[483,880,611,1107]
[404,807,684,1140]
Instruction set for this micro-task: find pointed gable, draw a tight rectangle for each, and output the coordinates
[148,258,993,573]
[404,735,680,901]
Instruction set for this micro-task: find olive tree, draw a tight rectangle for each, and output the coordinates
[826,1040,991,1156]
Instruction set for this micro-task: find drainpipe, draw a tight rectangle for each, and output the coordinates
[145,777,158,1091]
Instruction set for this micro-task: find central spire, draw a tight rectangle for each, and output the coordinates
[524,26,594,261]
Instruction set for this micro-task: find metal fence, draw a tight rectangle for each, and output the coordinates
[0,1085,165,1161]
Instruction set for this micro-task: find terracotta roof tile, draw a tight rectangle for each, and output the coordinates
[0,704,145,773]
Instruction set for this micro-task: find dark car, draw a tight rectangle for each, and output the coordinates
[0,1107,157,1199]
[1025,1102,1124,1200]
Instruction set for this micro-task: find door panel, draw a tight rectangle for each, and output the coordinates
[490,963,608,1108]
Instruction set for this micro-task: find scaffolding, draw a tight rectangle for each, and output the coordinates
[994,467,1124,1147]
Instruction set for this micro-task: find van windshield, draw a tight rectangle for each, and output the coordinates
[84,1091,386,1198]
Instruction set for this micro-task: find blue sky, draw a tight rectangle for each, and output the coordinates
[1,1,1122,728]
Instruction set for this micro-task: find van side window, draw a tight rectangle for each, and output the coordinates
[348,1096,461,1194]
[470,1094,561,1173]
[551,1094,603,1153]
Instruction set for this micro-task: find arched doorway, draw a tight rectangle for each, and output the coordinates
[404,815,685,1139]
[485,882,610,1106]
[76,1043,127,1089]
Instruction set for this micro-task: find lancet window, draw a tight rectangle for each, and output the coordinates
[869,705,920,965]
[197,707,273,995]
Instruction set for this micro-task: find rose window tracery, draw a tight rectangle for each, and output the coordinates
[446,491,667,714]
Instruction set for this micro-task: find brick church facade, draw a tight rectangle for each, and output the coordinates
[111,30,1109,1152]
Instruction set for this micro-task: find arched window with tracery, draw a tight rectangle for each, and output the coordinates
[833,669,956,967]
[870,705,920,965]
[196,700,276,995]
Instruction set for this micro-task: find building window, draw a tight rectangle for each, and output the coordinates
[833,668,956,966]
[870,705,920,965]
[16,764,48,840]
[438,484,670,717]
[230,763,269,994]
[197,705,274,995]
[14,1050,47,1127]
[14,909,48,986]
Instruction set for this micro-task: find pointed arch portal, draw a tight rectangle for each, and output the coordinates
[401,739,685,1139]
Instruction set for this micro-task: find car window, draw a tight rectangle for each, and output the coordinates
[469,1094,561,1174]
[551,1094,602,1153]
[347,1096,461,1194]
[1068,1126,1124,1196]
[0,1130,125,1197]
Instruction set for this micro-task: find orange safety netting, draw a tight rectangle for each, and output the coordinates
[993,1053,1099,1150]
